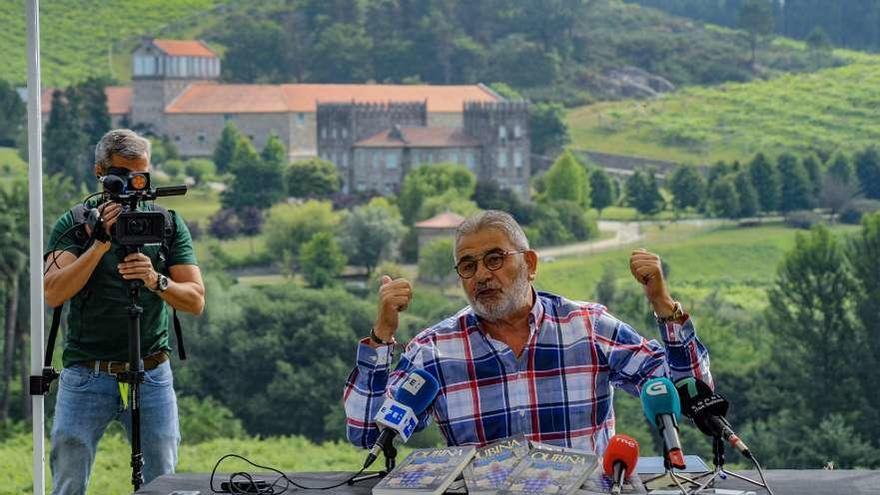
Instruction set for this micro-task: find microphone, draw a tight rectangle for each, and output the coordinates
[640,377,686,470]
[675,377,752,459]
[363,368,440,469]
[603,434,640,495]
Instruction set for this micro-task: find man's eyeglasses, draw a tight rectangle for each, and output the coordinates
[455,249,527,279]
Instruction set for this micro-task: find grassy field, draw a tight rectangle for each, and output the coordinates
[535,222,861,309]
[0,0,226,86]
[0,432,397,495]
[568,49,880,164]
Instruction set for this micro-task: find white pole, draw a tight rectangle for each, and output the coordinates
[25,0,46,493]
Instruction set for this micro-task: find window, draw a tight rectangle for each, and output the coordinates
[297,113,306,124]
[514,124,523,138]
[465,152,476,171]
[513,151,523,168]
[341,127,348,139]
[498,125,507,141]
[174,135,181,142]
[498,150,508,168]
[332,127,337,139]
[386,152,398,169]
[373,153,381,169]
[342,152,349,169]
[321,127,327,139]
[198,134,206,143]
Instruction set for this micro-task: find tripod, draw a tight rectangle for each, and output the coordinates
[348,442,397,485]
[116,247,146,491]
[690,437,774,495]
[641,457,703,495]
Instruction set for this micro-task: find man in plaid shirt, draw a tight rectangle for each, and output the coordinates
[343,210,711,454]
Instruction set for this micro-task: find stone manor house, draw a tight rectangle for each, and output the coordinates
[41,38,531,196]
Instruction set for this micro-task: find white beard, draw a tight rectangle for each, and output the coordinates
[467,263,532,322]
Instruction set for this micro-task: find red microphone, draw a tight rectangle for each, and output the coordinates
[603,434,640,495]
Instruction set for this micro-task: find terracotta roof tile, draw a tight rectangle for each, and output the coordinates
[152,39,217,58]
[41,86,132,115]
[415,212,466,229]
[355,126,480,148]
[165,83,500,114]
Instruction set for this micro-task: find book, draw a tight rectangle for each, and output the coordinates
[576,469,648,494]
[499,444,599,495]
[462,434,531,494]
[371,445,476,495]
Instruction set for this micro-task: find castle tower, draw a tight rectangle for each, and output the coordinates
[464,100,531,198]
[317,101,426,193]
[130,38,220,135]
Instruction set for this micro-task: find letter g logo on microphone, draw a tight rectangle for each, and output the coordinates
[645,380,669,396]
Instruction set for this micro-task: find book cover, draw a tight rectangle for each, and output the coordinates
[371,445,476,495]
[463,434,530,494]
[499,445,599,495]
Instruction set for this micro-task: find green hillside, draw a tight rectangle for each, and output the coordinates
[0,0,226,87]
[567,48,880,164]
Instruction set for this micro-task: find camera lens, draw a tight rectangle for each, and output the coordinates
[127,218,148,235]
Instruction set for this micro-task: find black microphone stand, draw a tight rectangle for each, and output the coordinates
[116,245,146,491]
[690,436,774,495]
[349,442,397,485]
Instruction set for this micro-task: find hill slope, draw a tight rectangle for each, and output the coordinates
[567,49,880,163]
[0,0,225,87]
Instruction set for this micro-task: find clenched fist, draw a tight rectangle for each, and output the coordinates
[629,248,676,317]
[373,275,413,342]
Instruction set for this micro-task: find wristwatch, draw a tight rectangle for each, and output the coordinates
[370,328,395,345]
[151,274,169,293]
[655,300,684,324]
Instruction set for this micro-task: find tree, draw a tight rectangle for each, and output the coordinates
[44,90,89,190]
[707,176,740,218]
[529,103,570,159]
[827,151,855,185]
[417,190,480,222]
[261,134,288,169]
[734,172,759,218]
[213,122,241,174]
[338,201,405,277]
[284,158,340,198]
[589,167,615,215]
[848,212,880,439]
[820,173,860,218]
[222,136,285,211]
[208,208,241,240]
[668,164,706,213]
[184,159,216,186]
[309,23,374,82]
[855,146,880,200]
[219,17,287,83]
[748,152,779,213]
[549,200,596,241]
[418,238,455,284]
[801,153,822,197]
[593,263,618,308]
[541,151,589,207]
[398,163,476,225]
[777,152,813,212]
[299,232,346,288]
[264,200,341,260]
[625,168,664,215]
[766,226,865,425]
[0,79,25,147]
[738,0,774,70]
[76,77,111,149]
[472,181,534,224]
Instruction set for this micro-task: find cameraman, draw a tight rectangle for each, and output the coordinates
[43,129,205,494]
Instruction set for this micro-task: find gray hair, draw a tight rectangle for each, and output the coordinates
[94,129,151,171]
[454,210,530,261]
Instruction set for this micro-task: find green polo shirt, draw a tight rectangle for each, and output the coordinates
[46,203,197,368]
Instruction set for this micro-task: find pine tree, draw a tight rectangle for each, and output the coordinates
[855,146,880,200]
[543,151,589,208]
[669,164,706,212]
[589,167,615,215]
[748,152,779,213]
[777,152,813,211]
[44,90,90,190]
[735,172,759,218]
[213,121,242,174]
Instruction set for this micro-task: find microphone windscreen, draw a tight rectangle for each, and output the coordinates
[393,369,440,415]
[674,377,714,415]
[640,377,682,426]
[603,434,640,478]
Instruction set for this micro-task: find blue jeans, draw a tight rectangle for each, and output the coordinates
[50,360,180,495]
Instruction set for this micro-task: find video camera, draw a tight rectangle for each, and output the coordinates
[100,167,187,246]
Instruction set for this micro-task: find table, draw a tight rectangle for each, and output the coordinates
[139,469,880,494]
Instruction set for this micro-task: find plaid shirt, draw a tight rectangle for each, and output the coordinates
[343,290,711,454]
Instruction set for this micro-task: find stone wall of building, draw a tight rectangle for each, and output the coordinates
[166,113,291,158]
[464,101,530,198]
[427,112,463,128]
